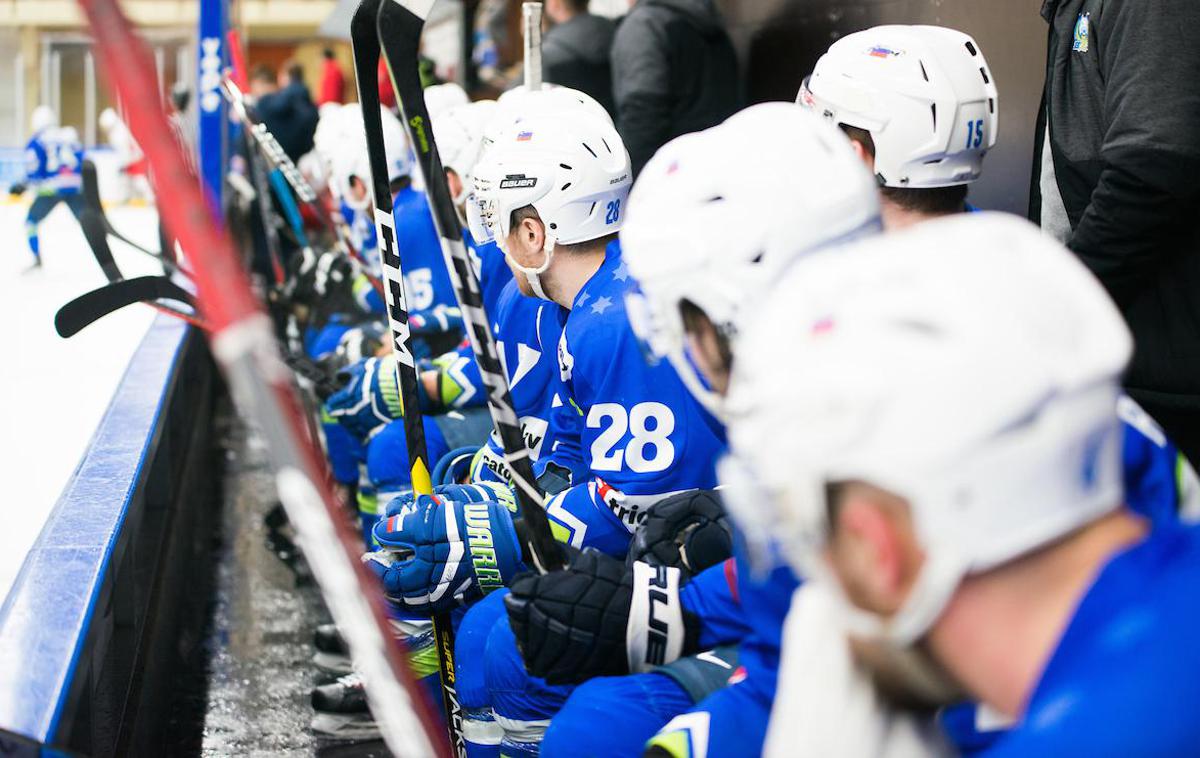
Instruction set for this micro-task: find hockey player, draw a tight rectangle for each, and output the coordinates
[797,25,998,230]
[501,102,881,758]
[727,212,1200,755]
[14,107,85,267]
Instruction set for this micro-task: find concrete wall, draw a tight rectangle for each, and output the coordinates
[715,0,1047,215]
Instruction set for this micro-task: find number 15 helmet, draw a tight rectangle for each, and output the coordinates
[798,25,998,189]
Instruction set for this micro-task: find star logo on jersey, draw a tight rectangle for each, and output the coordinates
[612,261,631,282]
[576,291,591,309]
[591,296,614,315]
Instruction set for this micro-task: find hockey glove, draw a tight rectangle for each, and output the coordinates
[628,489,733,577]
[325,355,404,442]
[504,548,700,685]
[383,481,516,518]
[364,493,524,615]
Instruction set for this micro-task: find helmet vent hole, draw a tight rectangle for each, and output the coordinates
[965,40,978,56]
[601,138,612,153]
[560,163,573,170]
[582,142,598,158]
[930,104,938,130]
[561,182,573,191]
[989,98,995,114]
[550,222,558,230]
[706,195,725,203]
[979,66,991,85]
[751,252,764,264]
[919,61,930,82]
[588,202,596,215]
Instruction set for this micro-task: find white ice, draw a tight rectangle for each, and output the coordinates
[0,201,163,603]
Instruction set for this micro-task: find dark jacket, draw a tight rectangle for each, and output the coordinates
[1031,0,1200,400]
[611,0,741,176]
[257,80,319,162]
[543,13,616,116]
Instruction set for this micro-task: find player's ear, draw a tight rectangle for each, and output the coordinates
[445,169,462,202]
[828,488,912,615]
[519,215,546,255]
[848,138,875,172]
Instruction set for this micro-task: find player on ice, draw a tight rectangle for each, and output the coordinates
[729,212,1200,756]
[12,106,85,268]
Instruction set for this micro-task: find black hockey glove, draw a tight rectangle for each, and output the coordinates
[504,547,700,685]
[628,489,733,577]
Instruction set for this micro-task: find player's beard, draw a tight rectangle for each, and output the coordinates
[848,635,967,712]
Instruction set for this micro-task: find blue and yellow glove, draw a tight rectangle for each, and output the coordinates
[325,355,404,442]
[364,491,524,616]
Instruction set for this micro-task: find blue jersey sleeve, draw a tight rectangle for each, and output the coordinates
[680,560,751,649]
[392,186,458,315]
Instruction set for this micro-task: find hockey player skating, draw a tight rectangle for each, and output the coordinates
[724,212,1200,756]
[13,107,86,268]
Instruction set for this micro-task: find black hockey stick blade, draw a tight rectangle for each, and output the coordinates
[80,207,122,283]
[56,275,198,338]
[378,0,564,573]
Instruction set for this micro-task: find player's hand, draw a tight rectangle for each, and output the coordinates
[364,493,523,615]
[324,355,404,442]
[504,549,700,684]
[628,489,733,577]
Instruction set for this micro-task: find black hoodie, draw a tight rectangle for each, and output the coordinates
[543,13,617,115]
[611,0,741,176]
[1030,0,1200,461]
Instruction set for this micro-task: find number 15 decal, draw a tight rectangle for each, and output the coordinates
[966,119,985,149]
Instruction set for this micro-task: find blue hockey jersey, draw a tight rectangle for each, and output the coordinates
[392,184,458,316]
[541,240,725,555]
[25,128,82,194]
[980,524,1200,755]
[470,279,583,488]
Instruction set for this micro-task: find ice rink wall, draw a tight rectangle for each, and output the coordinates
[0,317,219,756]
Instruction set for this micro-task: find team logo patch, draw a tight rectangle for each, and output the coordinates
[499,174,537,189]
[867,45,903,58]
[1072,13,1090,53]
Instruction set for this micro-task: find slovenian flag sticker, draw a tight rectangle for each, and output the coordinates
[867,45,902,58]
[517,131,533,141]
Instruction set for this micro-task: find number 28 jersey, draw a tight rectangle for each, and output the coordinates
[544,240,725,554]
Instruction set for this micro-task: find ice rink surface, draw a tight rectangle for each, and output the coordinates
[0,201,163,602]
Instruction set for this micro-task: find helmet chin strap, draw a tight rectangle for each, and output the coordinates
[504,235,558,301]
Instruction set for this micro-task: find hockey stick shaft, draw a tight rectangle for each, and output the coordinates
[81,159,189,277]
[523,2,543,91]
[378,0,563,573]
[351,4,462,755]
[76,3,445,756]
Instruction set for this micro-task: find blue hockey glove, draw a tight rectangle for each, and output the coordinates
[325,355,404,442]
[383,481,516,518]
[364,493,524,615]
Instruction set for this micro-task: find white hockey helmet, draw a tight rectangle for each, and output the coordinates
[433,99,498,206]
[798,25,998,188]
[621,102,881,418]
[98,107,120,133]
[424,82,470,119]
[31,105,57,134]
[724,212,1131,645]
[466,86,614,246]
[472,108,631,299]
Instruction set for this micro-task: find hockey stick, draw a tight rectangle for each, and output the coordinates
[351,2,464,752]
[220,77,384,295]
[376,0,564,573]
[56,275,203,337]
[80,159,188,278]
[76,2,446,755]
[523,2,543,91]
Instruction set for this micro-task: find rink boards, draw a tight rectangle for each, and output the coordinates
[0,316,219,756]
